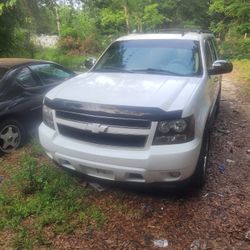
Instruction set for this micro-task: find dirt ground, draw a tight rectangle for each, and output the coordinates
[1,73,250,249]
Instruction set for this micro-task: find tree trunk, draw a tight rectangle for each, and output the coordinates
[55,5,61,36]
[123,4,130,34]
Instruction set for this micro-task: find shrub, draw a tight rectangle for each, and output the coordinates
[219,38,250,60]
[59,35,100,56]
[34,47,85,71]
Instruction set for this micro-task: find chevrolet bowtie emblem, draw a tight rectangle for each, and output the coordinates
[85,123,109,134]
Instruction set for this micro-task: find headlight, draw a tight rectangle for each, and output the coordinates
[153,116,194,145]
[43,105,55,129]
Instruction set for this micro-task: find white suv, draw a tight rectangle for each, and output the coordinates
[39,31,232,187]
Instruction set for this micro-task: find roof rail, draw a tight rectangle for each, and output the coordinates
[153,28,211,35]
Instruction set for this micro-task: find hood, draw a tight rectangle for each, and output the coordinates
[46,72,201,112]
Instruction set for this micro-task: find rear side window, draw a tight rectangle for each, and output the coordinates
[30,64,73,85]
[15,67,39,88]
[210,38,219,59]
[205,40,214,69]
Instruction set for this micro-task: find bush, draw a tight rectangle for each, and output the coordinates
[232,59,250,95]
[34,47,85,71]
[59,36,100,55]
[219,38,250,60]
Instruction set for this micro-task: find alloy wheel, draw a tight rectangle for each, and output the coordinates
[0,125,21,153]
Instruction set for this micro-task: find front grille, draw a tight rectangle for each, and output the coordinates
[55,110,151,148]
[56,111,151,128]
[57,124,147,147]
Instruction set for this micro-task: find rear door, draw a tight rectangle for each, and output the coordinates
[14,66,45,118]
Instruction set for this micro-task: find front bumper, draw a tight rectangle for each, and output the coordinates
[39,123,201,183]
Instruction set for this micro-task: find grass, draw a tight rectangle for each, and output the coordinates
[34,48,86,71]
[232,59,250,95]
[0,141,106,248]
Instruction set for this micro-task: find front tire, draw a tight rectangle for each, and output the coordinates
[191,128,210,188]
[0,119,26,155]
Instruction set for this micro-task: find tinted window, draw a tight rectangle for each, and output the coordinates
[205,41,213,69]
[16,67,39,88]
[30,64,73,85]
[210,39,219,60]
[94,39,202,76]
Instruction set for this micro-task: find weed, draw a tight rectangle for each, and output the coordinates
[80,206,106,228]
[12,227,34,250]
[233,59,250,95]
[34,48,86,71]
[29,138,45,157]
[54,223,76,235]
[0,150,108,248]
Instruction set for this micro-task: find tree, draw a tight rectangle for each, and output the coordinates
[209,0,250,39]
[0,0,16,15]
[143,3,165,31]
[0,0,18,55]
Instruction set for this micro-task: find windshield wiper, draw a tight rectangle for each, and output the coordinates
[132,68,184,76]
[93,66,134,73]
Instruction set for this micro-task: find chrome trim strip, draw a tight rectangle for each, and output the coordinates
[55,117,151,136]
[56,110,151,129]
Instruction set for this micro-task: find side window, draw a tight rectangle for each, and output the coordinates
[208,39,217,62]
[210,38,219,59]
[15,67,39,88]
[30,64,73,85]
[205,41,213,69]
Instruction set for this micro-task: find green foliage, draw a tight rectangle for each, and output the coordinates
[60,6,96,39]
[34,48,85,71]
[100,8,125,33]
[156,0,209,29]
[0,0,18,56]
[0,0,249,60]
[0,149,107,247]
[99,0,165,33]
[79,206,107,228]
[143,3,165,31]
[220,38,250,60]
[0,0,16,16]
[209,0,250,38]
[58,36,100,55]
[12,227,34,250]
[232,59,250,95]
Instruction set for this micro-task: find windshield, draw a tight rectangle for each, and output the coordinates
[93,39,202,76]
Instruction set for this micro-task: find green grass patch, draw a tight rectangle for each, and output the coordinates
[220,38,250,60]
[232,59,250,95]
[0,141,107,248]
[34,48,86,71]
[79,206,107,228]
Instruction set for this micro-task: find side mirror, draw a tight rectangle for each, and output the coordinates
[208,60,233,75]
[84,57,97,69]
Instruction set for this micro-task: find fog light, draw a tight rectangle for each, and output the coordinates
[169,171,181,178]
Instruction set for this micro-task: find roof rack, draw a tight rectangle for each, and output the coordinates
[153,28,211,35]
